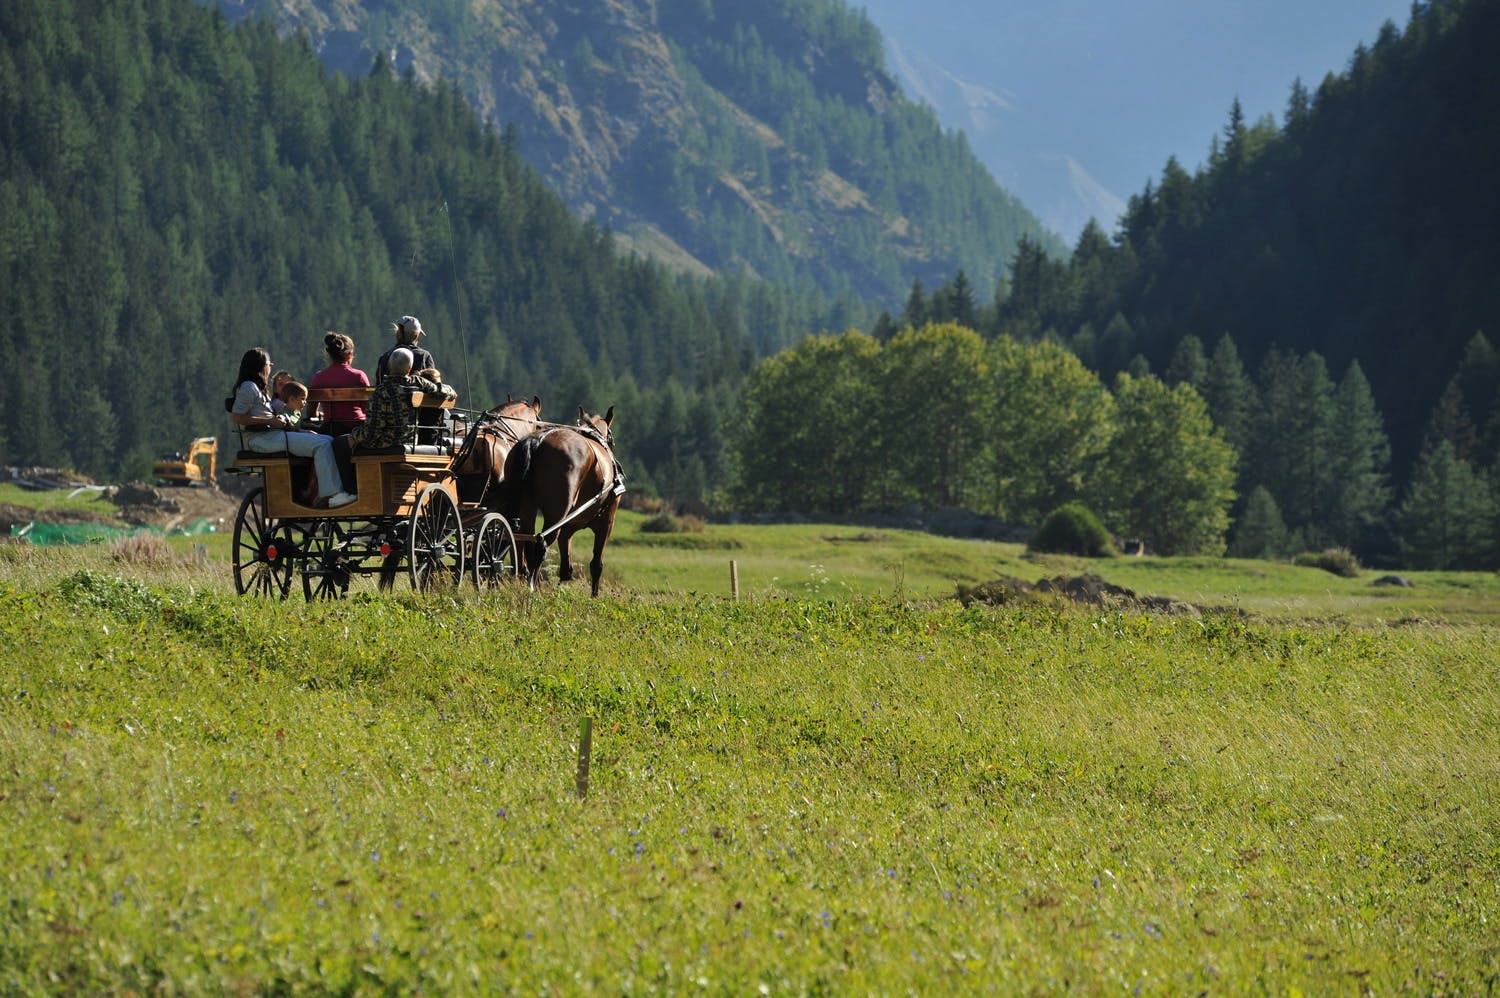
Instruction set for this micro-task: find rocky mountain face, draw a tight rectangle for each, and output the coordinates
[207,0,1059,305]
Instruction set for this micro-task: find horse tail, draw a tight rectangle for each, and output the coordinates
[491,432,541,516]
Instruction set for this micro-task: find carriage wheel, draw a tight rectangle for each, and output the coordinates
[408,484,464,591]
[232,487,293,598]
[300,520,351,601]
[471,513,519,589]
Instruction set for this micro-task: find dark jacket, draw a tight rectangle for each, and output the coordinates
[376,344,436,384]
[352,374,453,449]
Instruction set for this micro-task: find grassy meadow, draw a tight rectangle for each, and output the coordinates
[0,502,1497,992]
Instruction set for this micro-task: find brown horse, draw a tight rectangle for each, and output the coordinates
[497,406,623,596]
[455,394,542,506]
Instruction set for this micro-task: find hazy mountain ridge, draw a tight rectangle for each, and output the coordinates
[208,0,1061,304]
[879,34,1125,241]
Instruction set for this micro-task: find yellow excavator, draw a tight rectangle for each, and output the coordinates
[153,436,218,486]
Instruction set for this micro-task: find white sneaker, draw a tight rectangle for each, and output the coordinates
[327,491,358,508]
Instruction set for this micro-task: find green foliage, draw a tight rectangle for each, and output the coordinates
[1027,502,1115,558]
[730,330,883,512]
[638,512,706,534]
[877,323,990,508]
[1091,374,1237,556]
[56,570,163,621]
[1396,441,1494,570]
[986,336,1114,523]
[223,0,1060,307]
[729,334,1235,555]
[1229,485,1292,560]
[1291,547,1364,578]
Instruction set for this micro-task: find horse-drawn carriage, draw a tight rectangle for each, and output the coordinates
[228,387,622,600]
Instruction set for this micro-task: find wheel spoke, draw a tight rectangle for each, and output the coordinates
[233,488,291,598]
[301,520,349,601]
[408,485,463,591]
[473,513,517,589]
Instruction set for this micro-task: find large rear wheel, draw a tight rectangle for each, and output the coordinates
[472,513,519,589]
[232,487,293,598]
[408,484,464,591]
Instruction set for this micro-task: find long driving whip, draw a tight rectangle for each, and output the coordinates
[439,200,476,404]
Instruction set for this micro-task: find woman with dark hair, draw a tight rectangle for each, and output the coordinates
[230,347,357,508]
[308,331,370,435]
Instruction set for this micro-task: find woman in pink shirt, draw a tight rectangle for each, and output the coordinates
[308,331,370,435]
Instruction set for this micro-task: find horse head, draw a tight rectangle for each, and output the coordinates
[460,394,543,478]
[577,405,615,448]
[491,394,542,423]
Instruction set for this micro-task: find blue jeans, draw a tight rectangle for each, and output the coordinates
[245,430,345,500]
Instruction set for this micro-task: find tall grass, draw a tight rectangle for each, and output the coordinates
[0,566,1495,991]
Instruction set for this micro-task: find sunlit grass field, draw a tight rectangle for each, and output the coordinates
[0,502,1497,991]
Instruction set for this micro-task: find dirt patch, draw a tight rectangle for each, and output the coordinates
[0,502,116,532]
[4,465,241,535]
[113,483,240,531]
[956,572,1211,617]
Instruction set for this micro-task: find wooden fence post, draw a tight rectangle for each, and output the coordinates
[575,716,593,798]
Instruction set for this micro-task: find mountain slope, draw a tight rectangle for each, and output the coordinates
[996,0,1500,472]
[206,0,1063,305]
[0,0,826,489]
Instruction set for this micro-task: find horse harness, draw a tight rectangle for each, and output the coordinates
[529,421,624,540]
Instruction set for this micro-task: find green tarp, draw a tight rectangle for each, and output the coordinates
[10,518,216,545]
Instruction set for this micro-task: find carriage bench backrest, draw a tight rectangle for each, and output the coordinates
[238,387,456,456]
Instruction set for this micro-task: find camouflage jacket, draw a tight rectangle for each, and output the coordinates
[352,374,452,449]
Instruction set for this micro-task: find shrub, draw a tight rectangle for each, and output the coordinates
[1028,503,1116,558]
[640,512,706,534]
[1292,547,1363,578]
[57,570,164,621]
[621,493,668,514]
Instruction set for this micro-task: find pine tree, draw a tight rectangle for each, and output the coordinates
[901,277,927,330]
[1165,334,1207,389]
[869,310,899,342]
[947,269,978,331]
[1253,350,1338,544]
[1326,360,1393,549]
[1202,334,1256,469]
[1396,441,1492,569]
[1421,379,1480,462]
[1229,485,1291,559]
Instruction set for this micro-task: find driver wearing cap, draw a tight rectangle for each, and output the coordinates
[376,314,436,384]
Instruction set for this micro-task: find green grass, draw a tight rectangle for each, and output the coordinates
[0,552,1497,991]
[0,483,118,517]
[7,498,1500,622]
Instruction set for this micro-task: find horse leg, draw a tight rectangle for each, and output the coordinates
[514,498,543,590]
[589,499,619,598]
[556,527,574,583]
[525,538,547,589]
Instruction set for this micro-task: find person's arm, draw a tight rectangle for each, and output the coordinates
[230,410,292,429]
[414,376,456,400]
[230,383,292,429]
